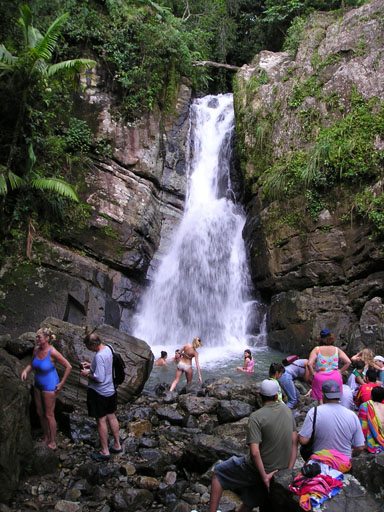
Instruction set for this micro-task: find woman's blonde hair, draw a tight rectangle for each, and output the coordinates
[192,337,202,349]
[360,348,375,366]
[36,327,56,342]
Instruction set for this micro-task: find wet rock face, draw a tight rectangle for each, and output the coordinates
[0,349,34,502]
[235,0,384,355]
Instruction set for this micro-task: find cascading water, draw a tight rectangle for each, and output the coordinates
[133,94,266,367]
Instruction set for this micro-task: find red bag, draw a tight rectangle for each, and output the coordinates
[282,355,299,366]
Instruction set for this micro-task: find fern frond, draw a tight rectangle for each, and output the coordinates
[47,58,96,77]
[31,177,79,201]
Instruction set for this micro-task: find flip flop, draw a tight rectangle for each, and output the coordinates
[91,452,110,461]
[110,447,123,454]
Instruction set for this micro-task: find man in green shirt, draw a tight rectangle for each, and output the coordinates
[208,379,298,512]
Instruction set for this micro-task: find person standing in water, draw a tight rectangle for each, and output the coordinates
[170,337,202,391]
[236,349,255,373]
[21,327,72,450]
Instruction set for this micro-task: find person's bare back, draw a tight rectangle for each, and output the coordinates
[374,401,384,428]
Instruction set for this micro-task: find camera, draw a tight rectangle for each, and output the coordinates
[301,462,321,478]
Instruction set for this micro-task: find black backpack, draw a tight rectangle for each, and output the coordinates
[107,344,126,388]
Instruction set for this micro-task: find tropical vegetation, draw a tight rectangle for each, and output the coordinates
[0,0,376,260]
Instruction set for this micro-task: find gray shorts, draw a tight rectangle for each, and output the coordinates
[214,456,267,509]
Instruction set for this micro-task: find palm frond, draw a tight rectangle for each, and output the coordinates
[0,44,17,66]
[35,13,70,61]
[0,166,26,195]
[31,177,79,201]
[8,171,26,190]
[19,4,33,46]
[47,58,96,77]
[0,173,7,195]
[27,25,43,49]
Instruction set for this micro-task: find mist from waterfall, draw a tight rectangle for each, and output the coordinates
[133,94,266,366]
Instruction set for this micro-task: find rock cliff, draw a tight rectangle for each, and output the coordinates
[0,78,192,338]
[234,0,384,355]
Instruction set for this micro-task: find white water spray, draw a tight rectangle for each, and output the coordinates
[133,94,265,365]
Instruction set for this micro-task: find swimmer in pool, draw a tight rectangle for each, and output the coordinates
[170,337,202,392]
[21,327,72,450]
[154,351,168,366]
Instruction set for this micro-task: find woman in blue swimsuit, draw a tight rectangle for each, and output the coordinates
[21,328,72,450]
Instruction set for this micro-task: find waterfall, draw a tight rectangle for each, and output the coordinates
[133,94,265,364]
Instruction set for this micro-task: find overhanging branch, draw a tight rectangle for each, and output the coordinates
[192,60,241,71]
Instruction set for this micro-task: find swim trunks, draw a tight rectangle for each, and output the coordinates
[32,348,59,391]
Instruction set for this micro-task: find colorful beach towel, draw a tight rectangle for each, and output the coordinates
[358,400,384,453]
[289,449,351,511]
[310,449,351,472]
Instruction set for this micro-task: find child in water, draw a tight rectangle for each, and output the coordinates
[236,349,254,373]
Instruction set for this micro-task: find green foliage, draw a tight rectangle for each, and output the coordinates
[288,75,322,108]
[355,189,384,235]
[43,0,211,120]
[262,0,305,25]
[305,189,326,220]
[254,90,384,234]
[246,69,269,95]
[65,118,93,153]
[283,16,306,55]
[0,4,95,243]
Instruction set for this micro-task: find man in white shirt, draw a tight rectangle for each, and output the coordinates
[81,333,122,461]
[299,379,364,458]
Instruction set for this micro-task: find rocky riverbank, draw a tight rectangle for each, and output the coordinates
[3,378,384,512]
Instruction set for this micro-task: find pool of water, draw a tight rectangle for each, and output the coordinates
[144,346,287,391]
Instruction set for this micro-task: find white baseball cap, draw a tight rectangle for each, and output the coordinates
[260,379,279,397]
[374,355,384,363]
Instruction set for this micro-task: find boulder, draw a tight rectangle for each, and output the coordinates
[178,395,219,416]
[37,317,154,405]
[270,468,383,512]
[183,434,246,472]
[31,444,60,475]
[216,400,253,423]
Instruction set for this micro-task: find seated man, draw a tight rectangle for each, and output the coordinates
[299,379,364,459]
[354,367,383,408]
[209,379,298,512]
[358,386,384,453]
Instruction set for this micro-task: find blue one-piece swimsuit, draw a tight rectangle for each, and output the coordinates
[32,348,59,391]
